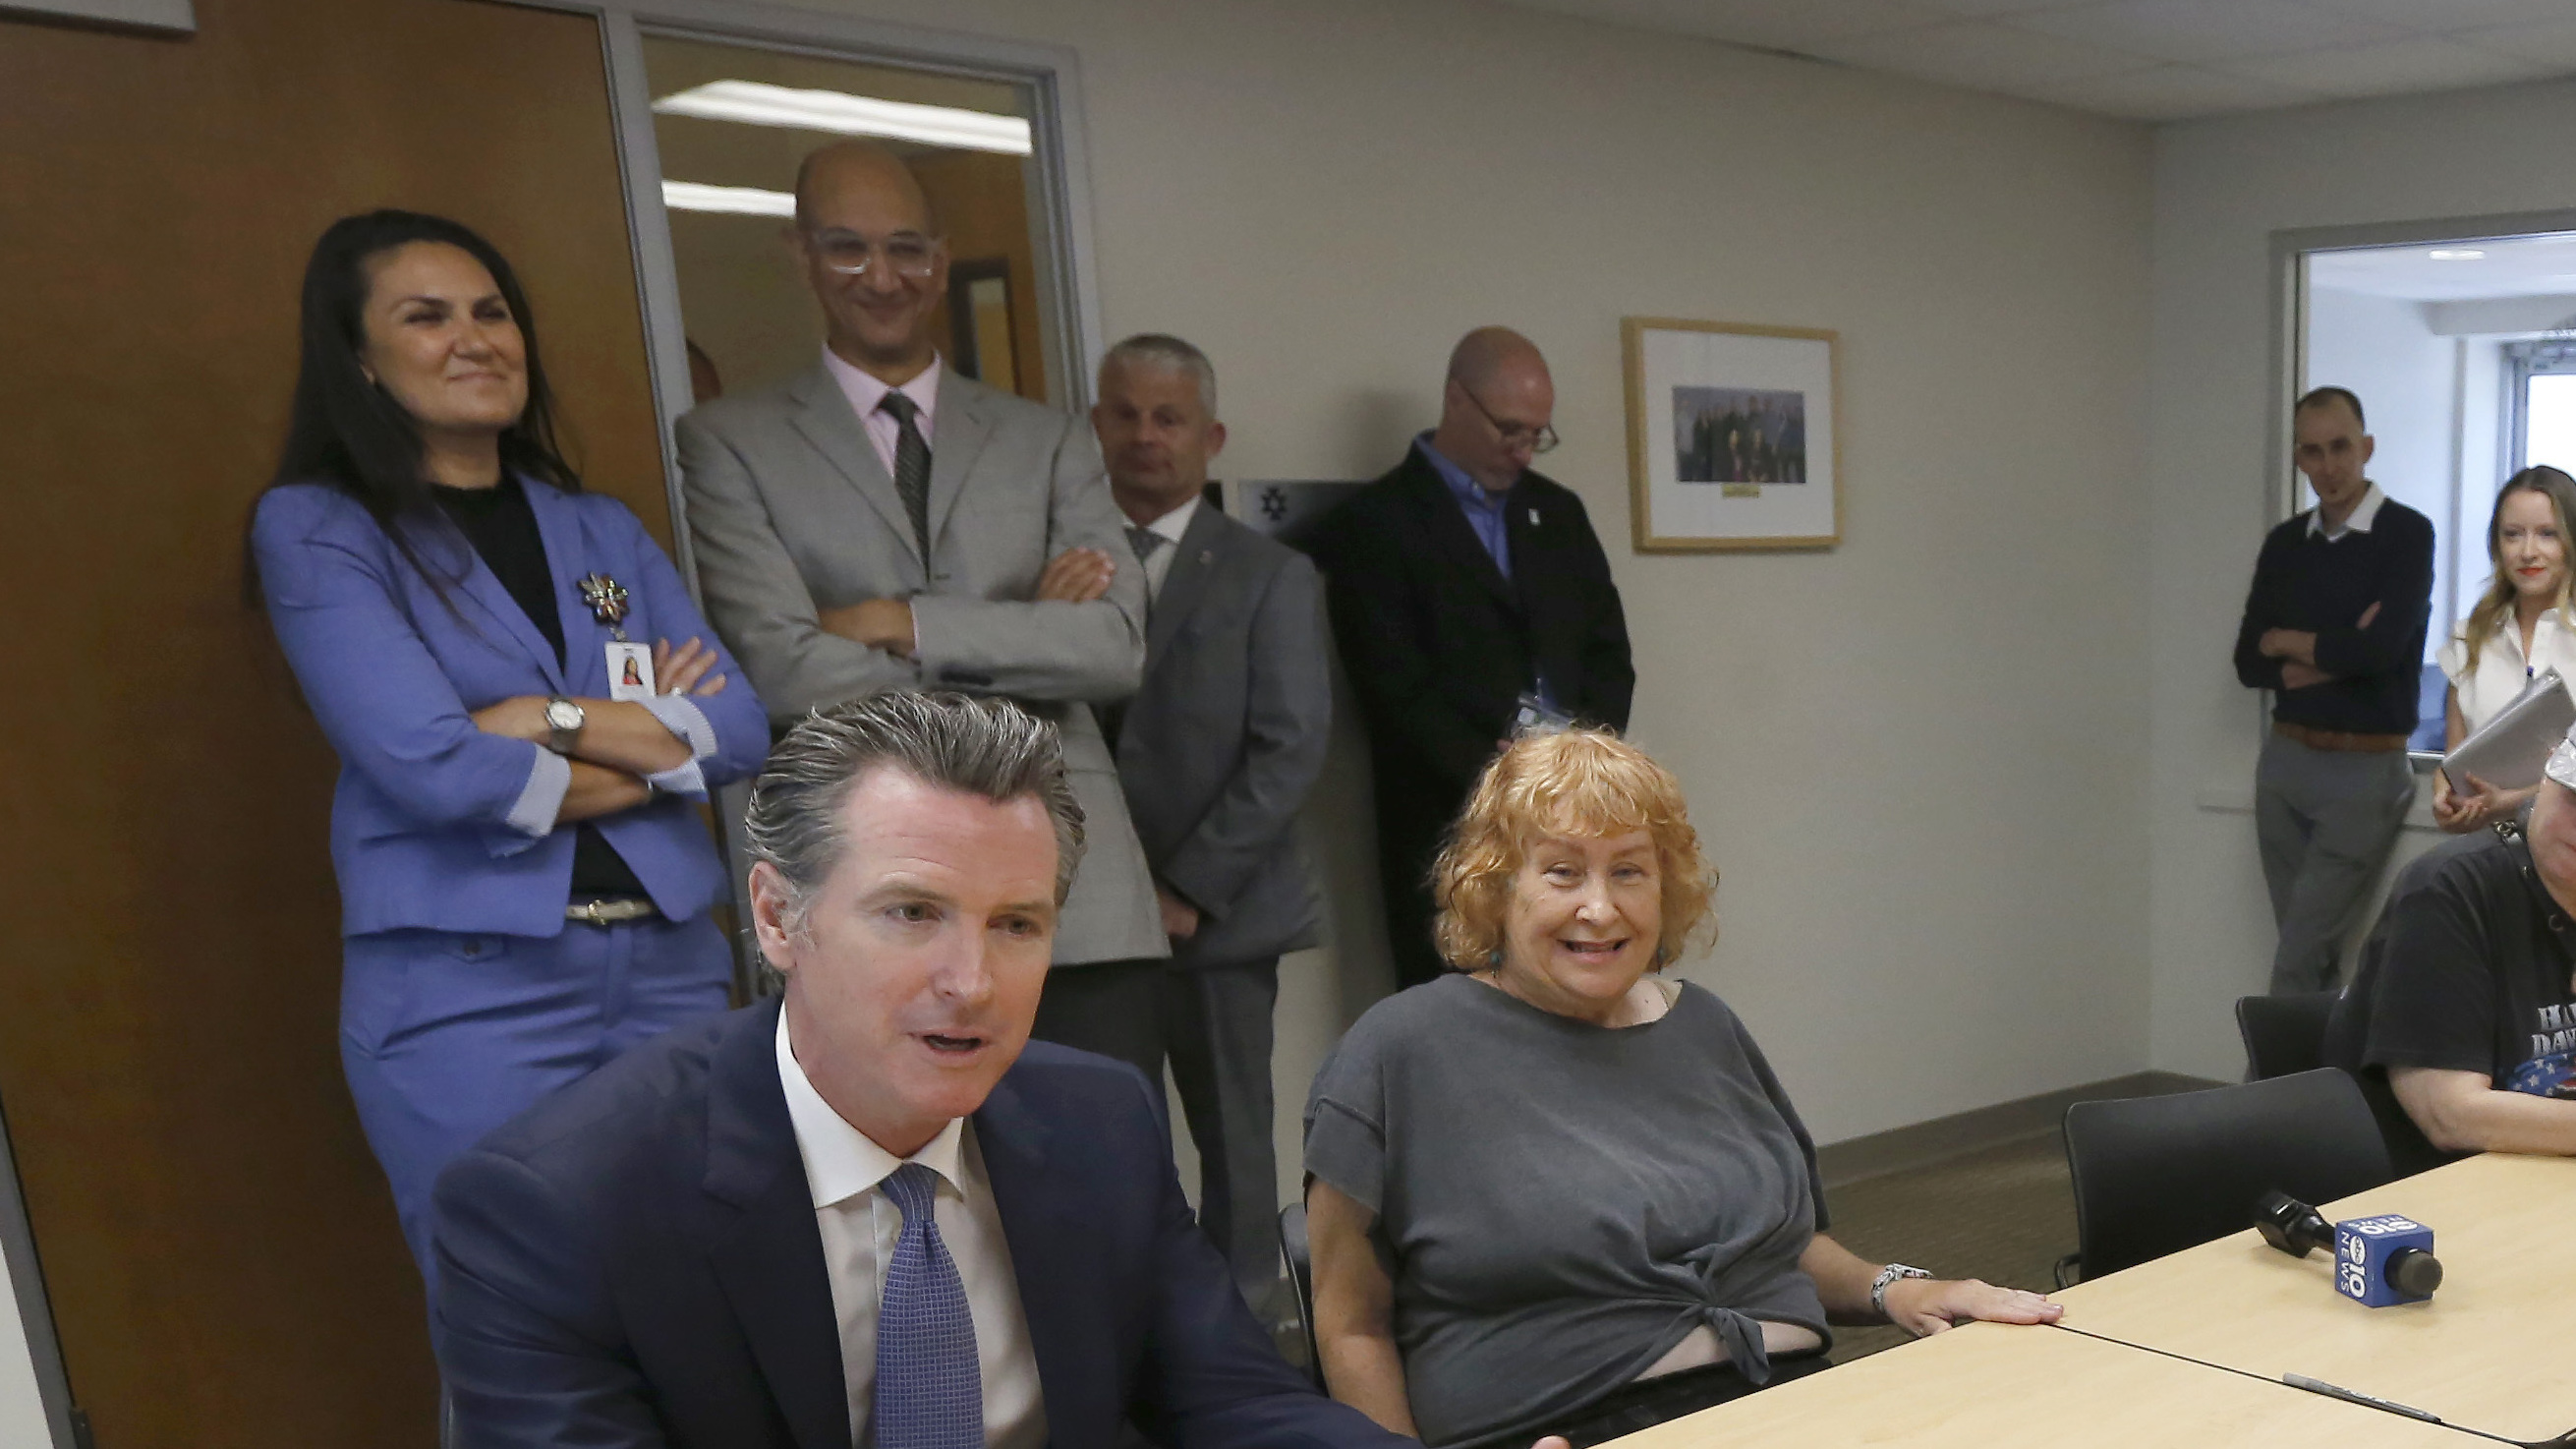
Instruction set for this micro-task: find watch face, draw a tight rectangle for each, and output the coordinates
[545,700,584,731]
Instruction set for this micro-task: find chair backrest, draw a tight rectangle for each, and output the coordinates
[2062,1068,2394,1280]
[1277,1202,1322,1389]
[2235,991,2339,1079]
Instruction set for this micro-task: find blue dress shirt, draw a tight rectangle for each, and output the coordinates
[1416,433,1512,581]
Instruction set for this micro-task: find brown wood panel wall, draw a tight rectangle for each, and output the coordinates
[0,2,668,1442]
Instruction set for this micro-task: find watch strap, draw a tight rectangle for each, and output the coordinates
[1870,1262,1932,1320]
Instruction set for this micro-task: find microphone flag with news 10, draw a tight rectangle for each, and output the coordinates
[2335,1214,2438,1307]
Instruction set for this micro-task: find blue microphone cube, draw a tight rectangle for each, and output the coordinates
[2333,1214,2435,1307]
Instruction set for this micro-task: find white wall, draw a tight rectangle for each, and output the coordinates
[0,1248,48,1449]
[2150,80,2576,1080]
[2304,285,2460,658]
[783,0,2156,1155]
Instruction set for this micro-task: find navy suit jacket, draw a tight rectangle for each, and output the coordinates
[432,997,1408,1449]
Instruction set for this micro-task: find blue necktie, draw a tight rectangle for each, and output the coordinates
[874,1162,982,1449]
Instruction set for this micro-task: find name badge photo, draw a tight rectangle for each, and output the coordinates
[605,642,656,702]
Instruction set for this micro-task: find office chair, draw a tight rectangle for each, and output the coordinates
[2235,991,2340,1080]
[2057,1068,2392,1286]
[1278,1202,1323,1390]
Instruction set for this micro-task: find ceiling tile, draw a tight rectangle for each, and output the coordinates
[1803,19,2157,87]
[2454,18,2576,67]
[2005,62,2321,118]
[1496,0,1931,51]
[2010,0,2412,65]
[2224,35,2553,95]
[2294,0,2576,35]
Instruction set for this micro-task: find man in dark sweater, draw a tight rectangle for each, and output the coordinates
[2234,386,2434,995]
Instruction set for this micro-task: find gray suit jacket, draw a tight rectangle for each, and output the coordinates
[676,362,1166,965]
[1110,502,1331,967]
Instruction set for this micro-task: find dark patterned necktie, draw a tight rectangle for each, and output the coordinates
[874,1162,981,1449]
[1125,524,1167,575]
[877,391,934,562]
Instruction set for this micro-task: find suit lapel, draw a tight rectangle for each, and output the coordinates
[1144,502,1227,667]
[702,999,849,1449]
[1402,452,1517,613]
[974,1075,1088,1427]
[787,364,924,568]
[926,368,995,556]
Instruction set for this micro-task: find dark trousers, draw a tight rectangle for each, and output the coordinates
[1028,955,1285,1310]
[1530,1354,1832,1449]
[1375,805,1454,990]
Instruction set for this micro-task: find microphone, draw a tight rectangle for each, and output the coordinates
[2252,1191,2442,1306]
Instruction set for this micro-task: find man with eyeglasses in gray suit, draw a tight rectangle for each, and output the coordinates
[678,140,1168,1071]
[1308,327,1634,990]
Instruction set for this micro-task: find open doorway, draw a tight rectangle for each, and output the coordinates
[2299,227,2576,750]
[642,33,1064,408]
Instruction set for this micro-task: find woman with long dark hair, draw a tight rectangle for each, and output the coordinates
[249,210,769,1282]
[2432,465,2576,833]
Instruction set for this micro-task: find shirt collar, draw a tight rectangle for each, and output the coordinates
[1416,432,1508,513]
[1141,493,1200,545]
[774,1008,967,1210]
[2308,482,2385,540]
[822,347,943,434]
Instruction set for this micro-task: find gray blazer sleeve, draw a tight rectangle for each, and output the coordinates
[676,409,923,720]
[909,417,1145,704]
[1159,553,1333,918]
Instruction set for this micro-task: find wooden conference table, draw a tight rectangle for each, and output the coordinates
[1606,1151,2576,1448]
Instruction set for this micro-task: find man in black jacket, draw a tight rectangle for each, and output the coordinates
[1309,327,1633,988]
[2233,386,2433,995]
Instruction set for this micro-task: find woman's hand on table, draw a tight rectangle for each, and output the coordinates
[1879,1277,2062,1338]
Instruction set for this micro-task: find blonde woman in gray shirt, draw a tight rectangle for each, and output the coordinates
[1303,729,2059,1448]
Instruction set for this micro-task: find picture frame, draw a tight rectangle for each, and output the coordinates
[1623,317,1841,551]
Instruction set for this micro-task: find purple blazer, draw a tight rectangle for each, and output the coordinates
[253,478,769,938]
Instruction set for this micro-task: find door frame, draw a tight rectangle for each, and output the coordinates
[481,0,1107,584]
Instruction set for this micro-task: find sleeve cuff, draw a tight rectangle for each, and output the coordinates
[501,748,571,847]
[639,695,716,760]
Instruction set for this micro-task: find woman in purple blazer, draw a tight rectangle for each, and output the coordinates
[249,211,770,1285]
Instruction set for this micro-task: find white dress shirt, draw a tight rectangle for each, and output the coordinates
[1133,494,1199,601]
[2438,607,2576,734]
[822,347,944,483]
[775,1014,1045,1449]
[2306,482,2386,542]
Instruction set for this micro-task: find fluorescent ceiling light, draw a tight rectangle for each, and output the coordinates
[661,180,797,217]
[654,81,1032,155]
[2429,249,2487,261]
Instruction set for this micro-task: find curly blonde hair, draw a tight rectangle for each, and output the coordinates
[1429,728,1717,972]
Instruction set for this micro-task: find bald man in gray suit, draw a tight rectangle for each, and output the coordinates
[678,142,1168,1064]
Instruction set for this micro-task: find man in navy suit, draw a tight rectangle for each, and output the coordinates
[430,691,1425,1449]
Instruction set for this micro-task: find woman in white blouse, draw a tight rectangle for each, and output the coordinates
[2433,465,2576,831]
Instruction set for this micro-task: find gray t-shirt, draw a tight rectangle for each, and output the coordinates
[1303,974,1829,1448]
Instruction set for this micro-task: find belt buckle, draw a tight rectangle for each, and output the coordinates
[568,900,607,926]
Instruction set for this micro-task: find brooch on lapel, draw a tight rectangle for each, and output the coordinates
[577,573,632,641]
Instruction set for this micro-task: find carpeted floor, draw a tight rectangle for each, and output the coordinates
[1819,1132,2077,1362]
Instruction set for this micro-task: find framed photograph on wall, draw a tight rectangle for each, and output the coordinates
[1623,318,1840,551]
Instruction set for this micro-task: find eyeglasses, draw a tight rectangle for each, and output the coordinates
[804,228,944,279]
[1459,383,1560,455]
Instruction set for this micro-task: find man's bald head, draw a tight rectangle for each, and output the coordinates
[1447,326,1551,394]
[793,141,937,233]
[789,141,948,382]
[1432,326,1556,493]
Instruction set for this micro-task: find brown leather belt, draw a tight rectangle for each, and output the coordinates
[2272,721,2409,754]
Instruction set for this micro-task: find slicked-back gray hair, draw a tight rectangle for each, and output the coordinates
[743,692,1086,930]
[1100,332,1218,416]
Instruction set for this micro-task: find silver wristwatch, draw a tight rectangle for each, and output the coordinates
[544,696,587,755]
[1870,1262,1932,1320]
